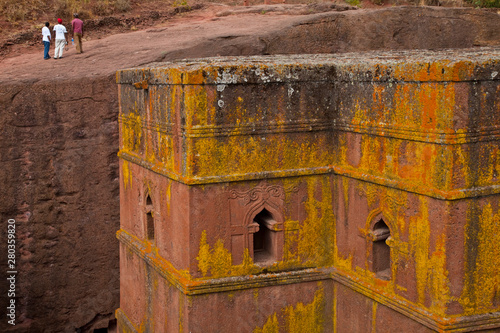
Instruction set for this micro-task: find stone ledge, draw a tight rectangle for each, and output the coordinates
[117,228,500,332]
[117,228,329,295]
[332,270,500,333]
[117,48,500,85]
[118,114,500,144]
[119,152,500,200]
[115,309,138,333]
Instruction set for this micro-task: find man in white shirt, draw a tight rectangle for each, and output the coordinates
[42,22,51,60]
[53,18,68,59]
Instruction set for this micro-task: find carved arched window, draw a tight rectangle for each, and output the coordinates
[371,219,391,280]
[253,208,276,264]
[145,194,155,241]
[228,184,286,266]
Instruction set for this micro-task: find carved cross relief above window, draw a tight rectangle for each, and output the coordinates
[228,183,286,266]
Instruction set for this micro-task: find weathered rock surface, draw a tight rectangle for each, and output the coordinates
[0,77,120,332]
[0,4,499,332]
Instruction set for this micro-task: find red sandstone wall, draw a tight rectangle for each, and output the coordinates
[0,77,120,332]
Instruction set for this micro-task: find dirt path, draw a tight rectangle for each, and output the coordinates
[0,4,331,83]
[1,4,499,84]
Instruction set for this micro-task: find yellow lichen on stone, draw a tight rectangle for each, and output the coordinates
[178,292,184,333]
[253,284,325,333]
[409,198,431,305]
[121,112,142,154]
[298,178,335,266]
[232,248,255,276]
[284,286,324,333]
[184,85,209,127]
[191,132,331,180]
[461,203,500,315]
[196,230,211,277]
[371,301,377,333]
[283,220,299,262]
[165,180,172,215]
[254,313,279,333]
[408,197,450,315]
[196,231,262,278]
[210,239,232,278]
[427,233,450,313]
[122,160,132,189]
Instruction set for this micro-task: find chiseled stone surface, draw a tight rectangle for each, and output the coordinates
[0,77,120,332]
[117,49,500,332]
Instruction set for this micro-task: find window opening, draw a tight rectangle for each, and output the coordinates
[253,208,275,264]
[145,194,154,241]
[372,219,391,280]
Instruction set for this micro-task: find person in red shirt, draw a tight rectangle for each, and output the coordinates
[71,13,84,54]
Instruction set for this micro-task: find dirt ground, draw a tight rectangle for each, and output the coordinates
[2,2,499,84]
[0,4,346,80]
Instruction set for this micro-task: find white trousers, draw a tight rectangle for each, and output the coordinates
[54,39,66,58]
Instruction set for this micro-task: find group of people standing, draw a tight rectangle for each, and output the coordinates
[42,13,84,60]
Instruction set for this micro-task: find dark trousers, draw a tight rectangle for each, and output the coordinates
[43,41,50,59]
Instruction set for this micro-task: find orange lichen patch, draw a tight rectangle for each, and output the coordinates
[349,81,457,133]
[342,129,451,194]
[392,60,475,82]
[460,203,500,315]
[253,284,325,333]
[449,61,475,82]
[415,83,455,132]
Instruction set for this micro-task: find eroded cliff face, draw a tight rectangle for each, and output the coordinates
[0,77,120,332]
[0,6,499,333]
